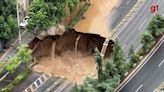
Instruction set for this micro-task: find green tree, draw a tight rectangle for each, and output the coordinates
[104,59,118,79]
[141,32,154,53]
[17,44,32,68]
[96,75,120,92]
[67,0,80,12]
[147,14,164,37]
[0,0,18,42]
[128,46,140,68]
[95,48,104,82]
[112,40,127,78]
[4,56,21,73]
[27,0,72,32]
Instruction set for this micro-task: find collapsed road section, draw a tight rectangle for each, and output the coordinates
[29,30,114,84]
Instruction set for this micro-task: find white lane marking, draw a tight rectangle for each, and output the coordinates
[156,0,161,4]
[135,43,143,52]
[135,84,143,92]
[158,59,164,67]
[138,19,147,30]
[116,36,164,92]
[127,1,130,5]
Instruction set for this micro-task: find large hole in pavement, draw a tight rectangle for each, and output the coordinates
[31,30,113,84]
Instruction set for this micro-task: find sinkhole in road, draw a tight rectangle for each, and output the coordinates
[30,30,114,84]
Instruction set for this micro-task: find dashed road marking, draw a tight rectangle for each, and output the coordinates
[135,84,143,92]
[158,59,164,67]
[138,19,147,30]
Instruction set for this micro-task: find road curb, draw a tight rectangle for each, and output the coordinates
[112,0,146,40]
[115,35,164,92]
[101,0,147,57]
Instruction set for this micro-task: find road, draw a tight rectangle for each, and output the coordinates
[120,41,164,92]
[117,0,164,55]
[110,0,137,30]
[0,30,35,62]
[117,0,164,91]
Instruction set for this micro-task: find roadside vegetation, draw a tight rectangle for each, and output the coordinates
[72,41,135,92]
[27,0,88,33]
[72,14,164,92]
[139,14,164,55]
[0,69,31,92]
[67,3,90,29]
[0,0,18,43]
[0,44,32,91]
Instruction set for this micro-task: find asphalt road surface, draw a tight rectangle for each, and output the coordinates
[120,41,164,92]
[117,0,164,55]
[110,0,137,30]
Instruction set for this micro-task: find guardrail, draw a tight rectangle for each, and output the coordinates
[100,0,147,57]
[112,0,146,39]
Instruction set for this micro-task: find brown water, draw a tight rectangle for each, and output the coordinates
[32,30,113,84]
[33,51,96,84]
[74,0,119,38]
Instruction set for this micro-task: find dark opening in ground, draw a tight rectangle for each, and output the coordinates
[30,30,113,84]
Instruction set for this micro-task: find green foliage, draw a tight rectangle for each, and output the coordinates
[112,40,127,78]
[67,0,80,12]
[0,69,31,92]
[141,32,154,53]
[95,48,104,82]
[67,3,90,29]
[28,0,73,32]
[0,16,18,41]
[73,41,127,92]
[128,46,140,68]
[0,0,16,17]
[0,0,18,42]
[147,14,164,37]
[3,44,32,73]
[96,75,120,92]
[103,59,118,79]
[17,44,32,64]
[4,56,21,73]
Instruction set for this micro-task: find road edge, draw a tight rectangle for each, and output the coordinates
[115,35,164,92]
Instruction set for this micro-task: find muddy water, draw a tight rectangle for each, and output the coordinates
[33,51,96,84]
[32,30,113,84]
[74,0,119,38]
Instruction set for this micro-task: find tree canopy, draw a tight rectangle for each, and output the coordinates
[0,0,18,42]
[27,0,81,32]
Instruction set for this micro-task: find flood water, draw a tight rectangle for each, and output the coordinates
[74,0,119,38]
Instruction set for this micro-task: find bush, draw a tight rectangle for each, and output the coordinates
[138,48,145,56]
[0,69,31,92]
[67,3,90,29]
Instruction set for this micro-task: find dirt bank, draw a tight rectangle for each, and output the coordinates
[32,30,113,84]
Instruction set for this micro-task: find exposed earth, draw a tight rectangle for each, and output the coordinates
[31,30,113,84]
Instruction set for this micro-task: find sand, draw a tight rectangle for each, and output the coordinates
[74,0,119,38]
